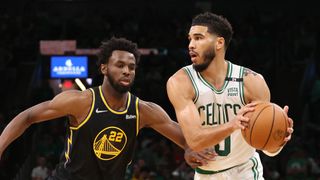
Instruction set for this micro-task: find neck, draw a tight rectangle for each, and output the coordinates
[101,78,128,111]
[201,56,228,89]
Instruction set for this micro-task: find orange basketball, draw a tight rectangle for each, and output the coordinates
[241,102,288,152]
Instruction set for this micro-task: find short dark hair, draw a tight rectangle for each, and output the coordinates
[96,37,141,66]
[192,12,233,49]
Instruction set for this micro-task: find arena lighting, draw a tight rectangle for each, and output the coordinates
[75,78,86,91]
[62,80,73,89]
[50,56,88,78]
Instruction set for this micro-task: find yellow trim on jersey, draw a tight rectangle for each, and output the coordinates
[64,129,73,166]
[135,97,140,136]
[99,86,131,114]
[70,88,95,130]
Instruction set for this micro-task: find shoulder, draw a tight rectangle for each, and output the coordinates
[50,89,93,111]
[138,100,156,129]
[242,67,266,86]
[138,99,170,128]
[167,67,189,83]
[167,67,194,99]
[53,89,92,103]
[242,67,270,102]
[138,99,161,114]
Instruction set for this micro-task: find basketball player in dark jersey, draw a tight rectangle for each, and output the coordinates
[0,37,214,180]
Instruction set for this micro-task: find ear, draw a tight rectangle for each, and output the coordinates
[100,64,108,75]
[216,37,225,51]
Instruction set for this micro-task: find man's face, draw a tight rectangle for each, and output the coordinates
[102,50,136,93]
[188,25,217,72]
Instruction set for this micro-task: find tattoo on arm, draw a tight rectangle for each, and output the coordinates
[243,68,258,76]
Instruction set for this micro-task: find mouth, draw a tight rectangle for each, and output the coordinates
[189,51,198,62]
[119,78,131,86]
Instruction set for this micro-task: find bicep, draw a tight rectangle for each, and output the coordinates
[167,75,202,138]
[26,101,67,123]
[140,101,172,129]
[27,91,80,123]
[139,101,186,148]
[244,73,271,103]
[173,100,202,135]
[26,100,67,124]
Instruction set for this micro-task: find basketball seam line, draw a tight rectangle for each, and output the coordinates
[249,104,271,149]
[261,104,275,149]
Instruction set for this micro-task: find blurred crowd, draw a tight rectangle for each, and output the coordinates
[1,0,320,179]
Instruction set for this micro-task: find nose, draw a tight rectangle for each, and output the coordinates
[188,39,195,50]
[122,66,130,75]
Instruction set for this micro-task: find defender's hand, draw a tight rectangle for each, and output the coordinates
[184,147,217,169]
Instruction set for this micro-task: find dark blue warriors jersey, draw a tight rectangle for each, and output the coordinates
[53,86,139,180]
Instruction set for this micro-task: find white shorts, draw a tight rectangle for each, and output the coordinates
[194,152,264,180]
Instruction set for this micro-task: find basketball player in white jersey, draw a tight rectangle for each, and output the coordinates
[167,12,294,179]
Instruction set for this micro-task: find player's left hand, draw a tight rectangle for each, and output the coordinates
[283,105,294,142]
[184,147,217,169]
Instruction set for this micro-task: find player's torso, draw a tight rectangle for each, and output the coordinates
[184,62,255,171]
[55,86,139,180]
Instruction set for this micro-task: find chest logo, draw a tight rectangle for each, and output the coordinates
[93,126,127,161]
[95,108,108,113]
[227,87,238,96]
[126,114,136,119]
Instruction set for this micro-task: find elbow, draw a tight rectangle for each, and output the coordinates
[20,110,35,127]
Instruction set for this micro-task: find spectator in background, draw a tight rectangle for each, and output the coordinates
[31,155,49,180]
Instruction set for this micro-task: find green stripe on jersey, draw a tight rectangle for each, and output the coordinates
[183,67,199,103]
[196,61,232,94]
[250,157,259,180]
[239,66,246,105]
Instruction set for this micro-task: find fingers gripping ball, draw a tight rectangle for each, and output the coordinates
[241,102,289,152]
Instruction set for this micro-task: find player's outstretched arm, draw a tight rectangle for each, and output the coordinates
[139,99,215,167]
[139,100,187,149]
[0,90,90,159]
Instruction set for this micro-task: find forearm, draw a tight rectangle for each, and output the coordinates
[166,133,187,150]
[158,122,187,150]
[0,111,32,155]
[184,123,234,151]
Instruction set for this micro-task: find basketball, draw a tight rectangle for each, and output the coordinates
[241,102,288,152]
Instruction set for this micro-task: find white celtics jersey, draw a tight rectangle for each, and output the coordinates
[184,61,256,172]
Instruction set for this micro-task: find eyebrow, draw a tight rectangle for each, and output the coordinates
[189,32,205,37]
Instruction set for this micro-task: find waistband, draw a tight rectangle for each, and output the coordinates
[195,162,245,175]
